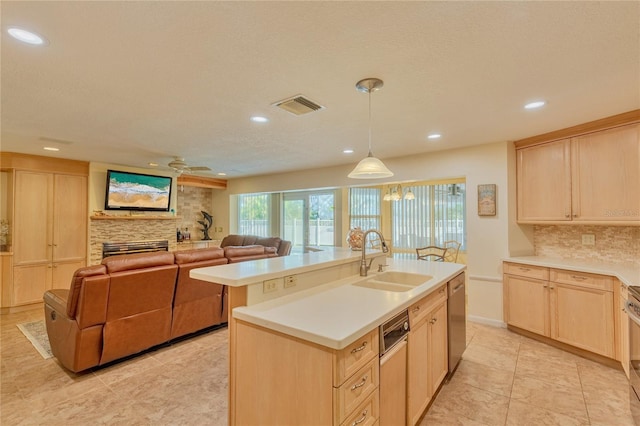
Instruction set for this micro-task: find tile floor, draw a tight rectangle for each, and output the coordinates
[0,309,633,425]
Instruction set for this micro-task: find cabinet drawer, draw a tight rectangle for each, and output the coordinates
[409,284,447,327]
[334,357,379,425]
[334,329,378,386]
[504,262,549,280]
[550,269,613,292]
[339,388,379,426]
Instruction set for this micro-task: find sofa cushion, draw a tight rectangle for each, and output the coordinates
[224,245,266,258]
[66,265,108,319]
[255,237,282,250]
[102,251,175,273]
[174,247,226,264]
[220,234,246,247]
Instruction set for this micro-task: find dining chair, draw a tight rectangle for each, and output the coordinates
[442,240,461,263]
[416,246,448,262]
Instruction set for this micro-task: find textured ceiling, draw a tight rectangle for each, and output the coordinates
[1,1,639,178]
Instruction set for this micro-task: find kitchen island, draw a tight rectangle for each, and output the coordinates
[191,247,466,425]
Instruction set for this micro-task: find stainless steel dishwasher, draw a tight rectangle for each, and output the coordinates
[447,272,466,377]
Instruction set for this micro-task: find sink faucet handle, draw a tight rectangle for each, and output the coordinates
[377,263,388,272]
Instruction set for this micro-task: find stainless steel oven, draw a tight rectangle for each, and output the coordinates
[626,286,640,424]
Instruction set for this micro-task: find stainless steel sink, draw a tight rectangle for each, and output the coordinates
[352,271,432,292]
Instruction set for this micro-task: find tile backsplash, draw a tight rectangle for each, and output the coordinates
[534,225,639,266]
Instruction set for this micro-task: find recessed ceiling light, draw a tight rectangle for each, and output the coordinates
[217,172,227,176]
[427,134,441,140]
[524,101,546,109]
[8,27,46,45]
[43,146,59,151]
[250,116,269,123]
[148,162,158,167]
[343,149,354,154]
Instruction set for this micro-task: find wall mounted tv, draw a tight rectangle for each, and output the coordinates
[104,170,172,212]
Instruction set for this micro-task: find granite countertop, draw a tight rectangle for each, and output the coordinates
[505,256,639,287]
[232,259,466,350]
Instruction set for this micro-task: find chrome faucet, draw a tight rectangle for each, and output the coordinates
[360,229,390,277]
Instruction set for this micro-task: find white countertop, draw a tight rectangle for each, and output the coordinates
[190,247,384,286]
[505,256,640,287]
[233,259,466,350]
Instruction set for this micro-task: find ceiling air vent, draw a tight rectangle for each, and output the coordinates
[272,95,325,116]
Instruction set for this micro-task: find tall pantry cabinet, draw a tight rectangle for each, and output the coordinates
[0,153,88,312]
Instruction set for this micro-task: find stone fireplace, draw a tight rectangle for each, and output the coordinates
[90,217,178,265]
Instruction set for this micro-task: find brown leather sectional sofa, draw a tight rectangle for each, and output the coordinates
[43,236,291,373]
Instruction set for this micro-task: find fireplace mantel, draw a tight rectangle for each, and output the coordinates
[90,215,180,220]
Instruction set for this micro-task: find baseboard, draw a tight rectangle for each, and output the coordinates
[467,315,506,328]
[1,302,43,315]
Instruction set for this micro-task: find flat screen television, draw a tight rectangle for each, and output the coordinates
[104,169,172,212]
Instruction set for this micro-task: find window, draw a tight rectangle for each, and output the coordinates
[283,191,335,252]
[348,187,381,231]
[392,183,466,256]
[237,193,271,235]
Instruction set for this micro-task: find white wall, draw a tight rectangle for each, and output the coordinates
[88,162,178,215]
[212,141,530,324]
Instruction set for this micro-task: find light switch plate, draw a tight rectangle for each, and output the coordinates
[263,279,279,293]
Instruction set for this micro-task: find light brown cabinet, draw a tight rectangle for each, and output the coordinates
[8,170,87,307]
[516,122,640,224]
[619,282,630,378]
[234,322,379,426]
[379,338,407,426]
[407,284,448,426]
[504,262,616,359]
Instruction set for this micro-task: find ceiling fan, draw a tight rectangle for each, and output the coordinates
[167,157,211,174]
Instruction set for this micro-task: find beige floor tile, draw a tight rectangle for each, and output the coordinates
[515,355,581,389]
[93,352,164,387]
[510,375,589,423]
[427,378,510,425]
[462,339,519,372]
[506,399,588,426]
[450,358,514,397]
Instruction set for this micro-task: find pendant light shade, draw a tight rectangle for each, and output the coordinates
[348,78,393,179]
[348,151,394,179]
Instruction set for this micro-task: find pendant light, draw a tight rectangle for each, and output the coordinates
[348,78,394,179]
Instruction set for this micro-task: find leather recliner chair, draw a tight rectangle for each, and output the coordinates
[44,251,178,372]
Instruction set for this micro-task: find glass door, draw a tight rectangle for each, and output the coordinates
[283,191,335,253]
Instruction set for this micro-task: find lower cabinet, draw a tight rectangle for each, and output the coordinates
[504,262,616,360]
[379,339,407,426]
[620,282,630,378]
[11,259,84,306]
[233,321,379,425]
[407,284,448,426]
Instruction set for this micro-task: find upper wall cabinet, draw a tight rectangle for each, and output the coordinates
[516,112,640,225]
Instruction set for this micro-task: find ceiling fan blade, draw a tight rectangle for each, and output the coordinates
[186,166,211,171]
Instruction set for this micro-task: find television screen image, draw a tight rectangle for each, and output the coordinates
[105,170,172,211]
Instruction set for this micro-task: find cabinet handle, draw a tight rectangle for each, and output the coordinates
[572,214,578,218]
[549,285,555,290]
[47,243,53,247]
[439,287,446,293]
[571,275,588,281]
[430,318,437,324]
[412,306,421,313]
[350,342,368,354]
[565,214,570,218]
[350,375,368,391]
[352,410,368,426]
[519,267,531,272]
[543,285,548,288]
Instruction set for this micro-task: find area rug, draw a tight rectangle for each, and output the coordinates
[17,320,53,359]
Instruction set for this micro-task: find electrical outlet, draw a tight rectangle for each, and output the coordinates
[581,234,596,246]
[263,279,278,293]
[284,275,297,288]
